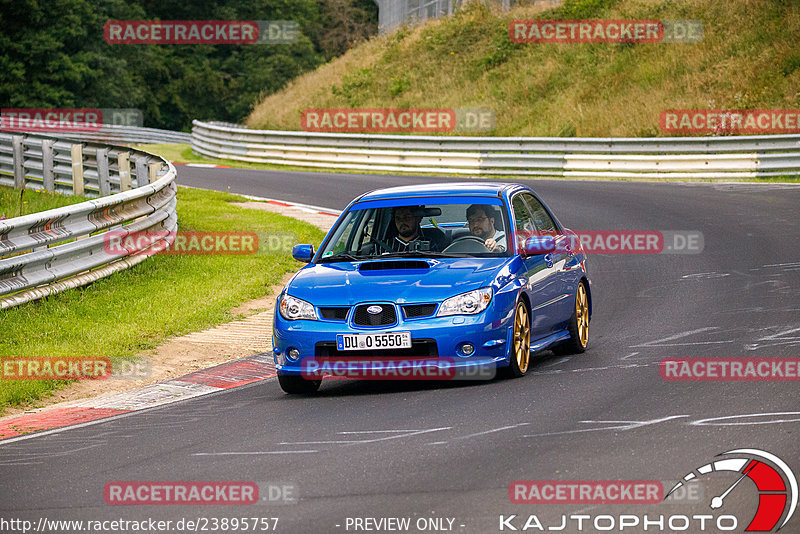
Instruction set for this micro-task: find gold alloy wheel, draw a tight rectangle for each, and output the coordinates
[576,283,589,348]
[513,302,531,374]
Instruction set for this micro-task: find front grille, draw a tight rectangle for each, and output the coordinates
[315,339,439,358]
[319,306,349,321]
[353,303,397,327]
[402,304,437,319]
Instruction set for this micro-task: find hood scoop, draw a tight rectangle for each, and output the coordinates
[359,260,430,271]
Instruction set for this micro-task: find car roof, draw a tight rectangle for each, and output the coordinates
[357,182,527,201]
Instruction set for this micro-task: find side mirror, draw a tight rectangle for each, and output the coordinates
[523,235,556,255]
[292,244,314,263]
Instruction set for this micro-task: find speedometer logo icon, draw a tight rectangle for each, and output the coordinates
[666,449,797,531]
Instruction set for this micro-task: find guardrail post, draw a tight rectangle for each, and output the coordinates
[134,155,149,186]
[149,162,160,184]
[0,133,178,310]
[12,135,24,189]
[118,152,131,191]
[97,147,110,196]
[41,139,55,192]
[71,144,85,196]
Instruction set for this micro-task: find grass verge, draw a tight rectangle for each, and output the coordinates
[0,185,326,414]
[138,143,800,184]
[0,186,85,219]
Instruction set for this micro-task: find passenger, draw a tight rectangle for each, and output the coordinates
[466,204,506,252]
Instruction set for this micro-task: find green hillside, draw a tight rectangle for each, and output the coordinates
[247,0,800,137]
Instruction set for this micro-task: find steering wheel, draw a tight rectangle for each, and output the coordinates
[361,227,393,255]
[443,235,489,253]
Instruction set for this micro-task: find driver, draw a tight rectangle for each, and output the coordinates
[391,206,447,252]
[466,204,506,252]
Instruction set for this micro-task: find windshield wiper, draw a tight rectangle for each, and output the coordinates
[378,251,465,259]
[317,253,364,263]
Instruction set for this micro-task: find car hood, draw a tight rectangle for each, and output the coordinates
[286,257,514,305]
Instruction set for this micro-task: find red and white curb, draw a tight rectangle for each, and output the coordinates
[173,162,231,169]
[178,184,341,219]
[0,193,338,444]
[0,353,276,443]
[239,193,341,218]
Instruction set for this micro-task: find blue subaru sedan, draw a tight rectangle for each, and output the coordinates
[273,183,591,394]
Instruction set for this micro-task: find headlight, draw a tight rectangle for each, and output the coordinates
[437,287,493,317]
[279,294,317,320]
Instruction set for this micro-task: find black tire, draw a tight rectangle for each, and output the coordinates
[553,281,589,355]
[501,300,531,378]
[278,373,321,394]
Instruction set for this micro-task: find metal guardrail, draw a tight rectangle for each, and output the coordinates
[191,120,800,180]
[6,124,191,146]
[375,0,523,33]
[0,132,177,309]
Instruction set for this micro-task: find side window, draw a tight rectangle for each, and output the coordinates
[522,194,557,233]
[329,211,363,253]
[512,195,534,232]
[512,194,536,250]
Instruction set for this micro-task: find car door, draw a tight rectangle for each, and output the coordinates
[521,193,575,331]
[511,193,562,339]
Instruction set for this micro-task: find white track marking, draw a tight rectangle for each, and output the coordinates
[746,326,800,350]
[531,362,654,375]
[279,427,451,445]
[631,327,730,347]
[690,412,800,427]
[541,357,571,368]
[453,423,531,441]
[756,326,800,340]
[763,262,800,268]
[192,450,318,455]
[523,415,690,438]
[338,430,421,434]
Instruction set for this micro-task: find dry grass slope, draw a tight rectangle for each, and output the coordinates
[247,0,800,137]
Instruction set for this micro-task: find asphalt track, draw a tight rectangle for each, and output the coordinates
[1,167,799,533]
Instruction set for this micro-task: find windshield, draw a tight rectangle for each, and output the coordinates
[318,201,510,261]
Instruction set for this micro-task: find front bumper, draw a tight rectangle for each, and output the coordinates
[273,305,514,376]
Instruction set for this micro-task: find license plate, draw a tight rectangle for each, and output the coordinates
[336,332,412,351]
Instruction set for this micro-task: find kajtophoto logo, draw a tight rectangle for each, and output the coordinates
[666,449,797,532]
[500,449,796,532]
